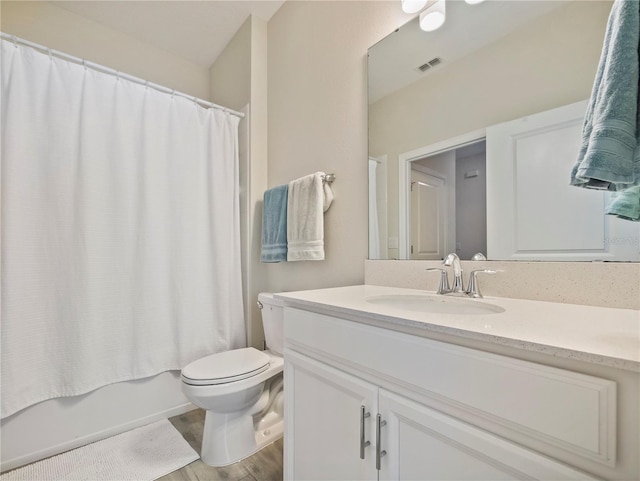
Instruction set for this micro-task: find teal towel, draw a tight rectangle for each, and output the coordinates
[570,0,640,220]
[261,185,288,263]
[607,185,640,220]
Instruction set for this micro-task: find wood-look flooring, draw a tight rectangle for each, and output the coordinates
[159,409,284,481]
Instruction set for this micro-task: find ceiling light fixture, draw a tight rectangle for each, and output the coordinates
[464,0,486,4]
[419,0,446,32]
[401,0,428,14]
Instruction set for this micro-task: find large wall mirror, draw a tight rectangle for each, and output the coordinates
[368,0,640,262]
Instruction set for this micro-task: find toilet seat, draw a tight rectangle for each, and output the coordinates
[182,347,270,386]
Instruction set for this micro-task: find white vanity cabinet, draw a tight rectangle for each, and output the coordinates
[285,351,378,480]
[283,306,628,481]
[377,390,600,481]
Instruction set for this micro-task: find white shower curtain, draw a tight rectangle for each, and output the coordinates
[0,39,246,418]
[368,159,381,259]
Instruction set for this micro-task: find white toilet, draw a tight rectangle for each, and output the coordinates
[181,293,285,467]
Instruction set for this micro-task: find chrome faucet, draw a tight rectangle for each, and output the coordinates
[443,253,464,293]
[425,268,450,294]
[426,253,499,298]
[466,269,497,298]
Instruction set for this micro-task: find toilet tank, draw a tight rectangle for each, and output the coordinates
[258,293,284,355]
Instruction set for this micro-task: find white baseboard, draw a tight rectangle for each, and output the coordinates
[1,402,196,473]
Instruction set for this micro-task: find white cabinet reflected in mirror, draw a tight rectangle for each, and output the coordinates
[368,0,640,261]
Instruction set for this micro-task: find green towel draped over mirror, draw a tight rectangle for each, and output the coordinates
[570,0,640,221]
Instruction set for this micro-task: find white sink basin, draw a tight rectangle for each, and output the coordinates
[365,294,505,315]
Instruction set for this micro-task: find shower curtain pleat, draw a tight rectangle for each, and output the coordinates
[0,39,246,419]
[368,159,381,259]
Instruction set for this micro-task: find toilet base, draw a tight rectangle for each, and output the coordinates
[200,411,284,467]
[255,418,284,450]
[199,373,284,467]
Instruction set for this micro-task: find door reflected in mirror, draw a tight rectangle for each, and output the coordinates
[409,140,486,261]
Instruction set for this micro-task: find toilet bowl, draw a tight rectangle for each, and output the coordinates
[181,293,285,467]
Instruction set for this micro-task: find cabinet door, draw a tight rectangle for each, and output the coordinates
[284,350,378,481]
[378,390,598,481]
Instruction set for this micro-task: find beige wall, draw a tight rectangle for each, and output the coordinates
[210,16,270,349]
[248,17,270,348]
[0,1,209,99]
[369,1,612,259]
[209,17,252,112]
[266,0,407,293]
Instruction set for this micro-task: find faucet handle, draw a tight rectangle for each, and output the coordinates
[426,268,450,294]
[466,269,498,299]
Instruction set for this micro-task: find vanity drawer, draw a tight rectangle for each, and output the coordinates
[284,307,617,467]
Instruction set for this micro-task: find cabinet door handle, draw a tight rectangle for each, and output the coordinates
[360,405,371,459]
[376,413,387,470]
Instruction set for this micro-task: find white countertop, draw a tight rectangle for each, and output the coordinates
[275,285,640,372]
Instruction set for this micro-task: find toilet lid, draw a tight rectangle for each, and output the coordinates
[181,347,270,386]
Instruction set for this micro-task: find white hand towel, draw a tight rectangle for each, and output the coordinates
[287,172,334,261]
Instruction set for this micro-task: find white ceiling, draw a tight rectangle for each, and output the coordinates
[54,1,285,68]
[49,0,575,98]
